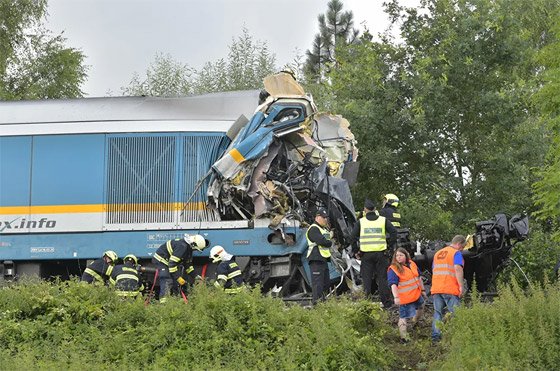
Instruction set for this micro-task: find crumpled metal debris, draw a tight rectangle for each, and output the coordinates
[207,73,359,247]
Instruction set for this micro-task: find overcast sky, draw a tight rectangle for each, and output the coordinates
[46,0,417,97]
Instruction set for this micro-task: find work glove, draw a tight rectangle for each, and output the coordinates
[177,277,186,286]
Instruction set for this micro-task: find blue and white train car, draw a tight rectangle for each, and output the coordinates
[0,92,311,295]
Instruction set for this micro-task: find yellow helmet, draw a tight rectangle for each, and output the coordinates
[103,250,118,263]
[384,194,399,208]
[124,254,138,266]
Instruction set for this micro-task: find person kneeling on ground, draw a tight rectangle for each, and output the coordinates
[387,247,427,343]
[110,254,144,298]
[81,250,118,284]
[209,245,244,293]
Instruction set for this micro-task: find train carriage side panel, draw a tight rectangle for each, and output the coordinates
[31,134,105,233]
[0,136,33,235]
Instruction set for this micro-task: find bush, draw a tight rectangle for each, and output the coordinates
[0,278,394,370]
[499,225,560,288]
[432,281,560,370]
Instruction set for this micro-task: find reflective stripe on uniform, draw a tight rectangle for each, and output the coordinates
[398,277,420,287]
[186,266,194,274]
[166,240,174,255]
[169,255,182,263]
[398,282,421,293]
[225,287,242,294]
[432,264,456,277]
[228,270,242,279]
[84,268,103,282]
[116,290,140,297]
[116,274,139,282]
[392,213,401,227]
[154,253,169,265]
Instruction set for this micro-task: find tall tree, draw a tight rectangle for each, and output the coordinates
[328,0,557,239]
[533,7,560,240]
[0,0,88,100]
[122,28,276,96]
[121,53,194,96]
[304,0,359,82]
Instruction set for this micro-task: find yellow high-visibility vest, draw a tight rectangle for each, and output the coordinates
[359,216,387,252]
[306,223,332,258]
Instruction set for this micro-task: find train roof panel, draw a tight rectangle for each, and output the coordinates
[0,91,260,136]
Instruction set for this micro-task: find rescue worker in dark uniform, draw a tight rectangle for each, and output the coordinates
[306,207,334,305]
[378,193,402,227]
[81,250,118,284]
[110,254,144,298]
[209,245,244,293]
[350,199,397,308]
[152,234,208,302]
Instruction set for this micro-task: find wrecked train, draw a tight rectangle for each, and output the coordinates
[0,73,358,297]
[0,73,528,296]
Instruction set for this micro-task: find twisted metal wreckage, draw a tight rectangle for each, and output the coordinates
[201,72,529,296]
[205,72,360,294]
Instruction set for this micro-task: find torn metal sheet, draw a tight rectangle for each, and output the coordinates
[208,72,359,248]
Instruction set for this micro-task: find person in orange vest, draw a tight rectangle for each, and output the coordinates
[431,235,467,342]
[387,247,428,343]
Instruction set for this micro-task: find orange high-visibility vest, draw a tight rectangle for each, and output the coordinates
[388,260,422,305]
[431,246,463,296]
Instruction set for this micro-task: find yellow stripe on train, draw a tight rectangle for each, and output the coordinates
[0,202,209,215]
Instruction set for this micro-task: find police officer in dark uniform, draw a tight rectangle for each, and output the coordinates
[306,208,334,305]
[350,199,397,308]
[378,193,402,227]
[110,254,144,298]
[81,250,118,284]
[152,234,208,302]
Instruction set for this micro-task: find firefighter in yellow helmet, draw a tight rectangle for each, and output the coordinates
[110,254,144,298]
[379,193,402,227]
[152,234,208,301]
[81,250,117,284]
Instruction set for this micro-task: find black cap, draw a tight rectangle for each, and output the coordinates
[316,208,329,218]
[364,199,376,210]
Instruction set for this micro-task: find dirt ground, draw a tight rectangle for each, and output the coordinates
[384,304,441,370]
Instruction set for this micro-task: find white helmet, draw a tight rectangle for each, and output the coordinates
[184,234,208,251]
[210,245,227,263]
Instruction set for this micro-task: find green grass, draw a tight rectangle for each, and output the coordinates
[0,278,393,370]
[431,280,560,370]
[2,278,558,370]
